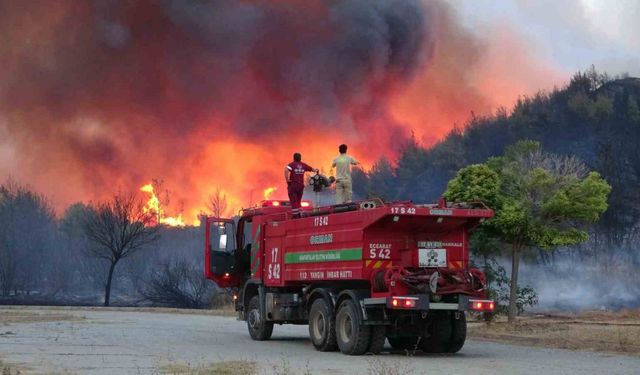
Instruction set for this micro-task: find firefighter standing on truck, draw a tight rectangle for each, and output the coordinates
[284,152,318,214]
[331,144,359,204]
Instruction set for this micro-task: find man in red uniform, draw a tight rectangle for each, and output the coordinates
[284,152,318,212]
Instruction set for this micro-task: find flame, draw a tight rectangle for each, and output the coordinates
[140,183,187,227]
[263,187,277,200]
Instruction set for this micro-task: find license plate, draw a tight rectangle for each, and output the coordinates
[419,248,447,268]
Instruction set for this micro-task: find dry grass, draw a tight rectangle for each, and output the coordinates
[366,358,415,375]
[468,310,640,356]
[2,356,73,375]
[0,360,45,375]
[541,308,640,322]
[0,309,83,325]
[157,360,257,375]
[0,305,236,318]
[0,360,21,375]
[266,356,316,375]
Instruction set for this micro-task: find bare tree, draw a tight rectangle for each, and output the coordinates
[151,178,171,209]
[0,180,56,297]
[523,150,588,183]
[207,187,228,217]
[83,192,159,306]
[60,203,105,294]
[140,260,214,308]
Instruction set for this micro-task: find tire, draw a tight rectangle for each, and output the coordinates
[447,313,467,353]
[387,336,421,351]
[335,299,371,355]
[308,298,338,351]
[247,295,273,340]
[421,312,452,353]
[367,325,386,354]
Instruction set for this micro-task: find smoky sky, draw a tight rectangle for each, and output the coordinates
[0,0,538,213]
[0,0,429,137]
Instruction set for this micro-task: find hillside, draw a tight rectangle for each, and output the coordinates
[357,71,640,251]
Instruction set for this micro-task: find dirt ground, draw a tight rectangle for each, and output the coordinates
[468,309,640,356]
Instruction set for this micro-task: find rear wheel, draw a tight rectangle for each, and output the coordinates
[308,298,338,351]
[421,312,466,353]
[367,325,386,354]
[336,299,371,355]
[247,295,273,340]
[422,312,452,353]
[447,313,467,353]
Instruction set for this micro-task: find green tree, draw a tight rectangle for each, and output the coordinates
[443,164,500,207]
[367,157,396,201]
[396,134,429,183]
[628,96,640,124]
[445,141,611,322]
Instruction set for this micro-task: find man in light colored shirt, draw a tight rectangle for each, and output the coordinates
[331,144,359,204]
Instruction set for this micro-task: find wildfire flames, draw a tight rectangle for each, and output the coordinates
[140,183,187,227]
[263,187,278,200]
[0,1,562,223]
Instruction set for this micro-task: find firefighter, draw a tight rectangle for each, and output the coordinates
[284,152,318,214]
[331,144,359,204]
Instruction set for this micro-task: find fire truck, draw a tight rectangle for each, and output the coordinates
[204,198,494,355]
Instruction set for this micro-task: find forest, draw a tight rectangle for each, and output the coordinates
[354,69,640,310]
[1,70,639,311]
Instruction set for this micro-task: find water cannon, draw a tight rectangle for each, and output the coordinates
[309,172,335,193]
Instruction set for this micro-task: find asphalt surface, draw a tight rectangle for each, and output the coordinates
[1,308,639,375]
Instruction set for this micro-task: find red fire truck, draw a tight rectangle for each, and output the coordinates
[204,198,494,355]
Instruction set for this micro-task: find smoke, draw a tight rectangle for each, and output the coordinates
[519,257,640,311]
[0,0,560,219]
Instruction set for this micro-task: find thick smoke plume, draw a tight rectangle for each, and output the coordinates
[0,0,559,220]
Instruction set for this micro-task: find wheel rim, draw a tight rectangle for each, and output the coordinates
[339,313,353,343]
[248,309,260,330]
[312,312,326,340]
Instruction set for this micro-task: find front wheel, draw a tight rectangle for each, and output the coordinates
[335,299,371,355]
[247,295,273,340]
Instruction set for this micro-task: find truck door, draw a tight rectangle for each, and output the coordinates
[205,217,241,287]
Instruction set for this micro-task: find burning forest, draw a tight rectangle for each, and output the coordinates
[1,0,639,318]
[3,2,640,372]
[0,0,560,223]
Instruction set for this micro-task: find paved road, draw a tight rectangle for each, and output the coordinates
[1,308,639,374]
